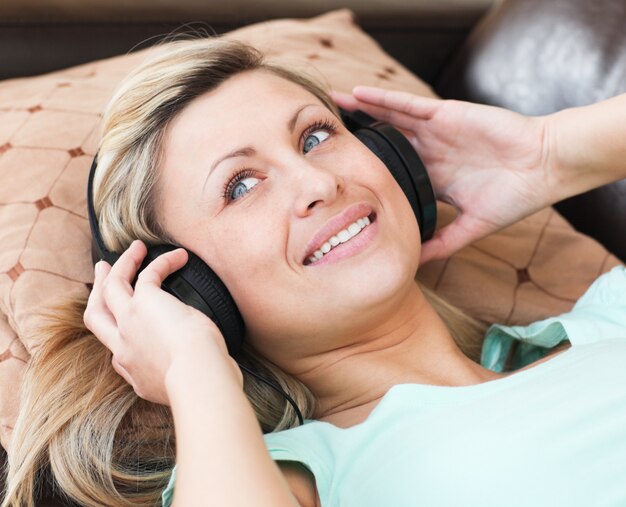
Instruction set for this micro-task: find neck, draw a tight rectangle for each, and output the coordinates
[293,282,502,427]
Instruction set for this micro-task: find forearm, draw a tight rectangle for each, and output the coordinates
[549,92,626,202]
[165,349,298,507]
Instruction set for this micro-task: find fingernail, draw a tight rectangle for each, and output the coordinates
[95,261,102,277]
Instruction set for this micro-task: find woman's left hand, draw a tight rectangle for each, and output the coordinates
[83,239,242,406]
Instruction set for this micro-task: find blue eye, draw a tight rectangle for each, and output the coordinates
[229,175,259,201]
[222,169,260,203]
[221,118,338,205]
[303,130,331,154]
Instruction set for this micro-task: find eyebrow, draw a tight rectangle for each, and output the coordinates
[202,103,318,192]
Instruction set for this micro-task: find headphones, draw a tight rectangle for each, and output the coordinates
[87,108,436,425]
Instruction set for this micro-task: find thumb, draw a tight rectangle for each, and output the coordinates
[419,219,477,266]
[419,234,452,266]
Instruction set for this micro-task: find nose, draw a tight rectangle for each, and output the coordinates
[291,159,345,217]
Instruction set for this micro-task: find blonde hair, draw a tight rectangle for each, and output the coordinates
[2,37,486,507]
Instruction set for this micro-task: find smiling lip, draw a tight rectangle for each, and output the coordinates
[302,203,375,264]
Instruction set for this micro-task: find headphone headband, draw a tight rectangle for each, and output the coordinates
[87,155,119,267]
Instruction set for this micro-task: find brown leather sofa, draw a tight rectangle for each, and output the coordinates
[1,0,624,504]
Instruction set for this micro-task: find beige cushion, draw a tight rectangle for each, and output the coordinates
[0,8,620,451]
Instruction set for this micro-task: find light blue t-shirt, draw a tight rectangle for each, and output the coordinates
[162,265,626,507]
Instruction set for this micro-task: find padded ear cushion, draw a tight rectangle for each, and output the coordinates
[141,244,245,356]
[354,129,422,230]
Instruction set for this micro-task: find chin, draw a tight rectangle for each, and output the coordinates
[334,247,418,309]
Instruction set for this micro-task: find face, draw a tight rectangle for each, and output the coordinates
[158,70,421,372]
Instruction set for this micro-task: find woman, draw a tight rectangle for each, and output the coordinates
[2,37,625,507]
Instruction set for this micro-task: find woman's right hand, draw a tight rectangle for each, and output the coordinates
[84,239,242,406]
[332,87,557,264]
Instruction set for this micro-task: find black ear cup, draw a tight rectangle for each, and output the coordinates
[87,156,245,356]
[140,244,244,356]
[339,110,437,242]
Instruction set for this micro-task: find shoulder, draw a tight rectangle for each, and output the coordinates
[278,461,321,507]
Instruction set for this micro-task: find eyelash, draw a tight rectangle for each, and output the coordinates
[220,118,338,203]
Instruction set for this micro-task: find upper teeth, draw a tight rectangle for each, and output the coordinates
[306,215,371,265]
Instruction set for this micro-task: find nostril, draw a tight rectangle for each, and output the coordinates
[307,200,322,210]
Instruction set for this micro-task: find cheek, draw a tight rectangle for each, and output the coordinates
[214,232,276,279]
[206,220,285,312]
[362,154,423,271]
[360,148,422,241]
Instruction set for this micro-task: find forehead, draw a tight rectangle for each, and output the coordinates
[163,70,324,153]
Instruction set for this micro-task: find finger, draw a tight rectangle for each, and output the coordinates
[352,86,440,119]
[103,240,147,316]
[329,90,361,111]
[419,217,482,265]
[419,234,453,266]
[84,261,121,350]
[108,239,148,286]
[331,88,422,141]
[340,99,422,135]
[331,93,417,142]
[135,248,189,290]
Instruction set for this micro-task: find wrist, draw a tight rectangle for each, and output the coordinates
[546,100,622,203]
[540,107,592,205]
[165,341,243,405]
[546,107,578,203]
[540,111,572,205]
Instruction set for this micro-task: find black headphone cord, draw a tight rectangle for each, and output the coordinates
[237,363,305,427]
